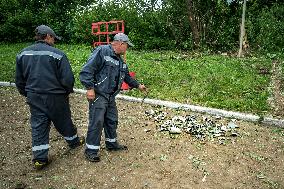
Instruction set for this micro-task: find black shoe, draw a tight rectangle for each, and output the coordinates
[106,145,128,151]
[85,152,100,162]
[33,160,49,170]
[69,136,85,149]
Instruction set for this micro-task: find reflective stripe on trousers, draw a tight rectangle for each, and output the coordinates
[27,92,78,161]
[32,144,49,151]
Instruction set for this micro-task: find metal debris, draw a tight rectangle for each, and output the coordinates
[145,109,167,123]
[145,109,240,142]
[141,91,149,105]
[168,126,182,134]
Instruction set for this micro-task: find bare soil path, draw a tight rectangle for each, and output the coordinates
[1,87,283,189]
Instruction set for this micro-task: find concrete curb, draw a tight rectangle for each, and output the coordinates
[0,82,16,87]
[1,82,283,127]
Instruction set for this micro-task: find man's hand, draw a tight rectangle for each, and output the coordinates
[138,84,147,94]
[86,89,95,101]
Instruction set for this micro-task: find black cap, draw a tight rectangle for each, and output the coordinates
[35,25,61,40]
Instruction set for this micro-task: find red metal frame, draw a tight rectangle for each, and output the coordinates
[92,20,124,47]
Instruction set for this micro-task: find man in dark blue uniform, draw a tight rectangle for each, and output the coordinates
[80,33,147,162]
[15,25,84,169]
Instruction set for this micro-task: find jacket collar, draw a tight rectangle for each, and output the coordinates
[36,40,51,46]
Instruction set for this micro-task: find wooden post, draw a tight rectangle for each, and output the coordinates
[238,0,247,57]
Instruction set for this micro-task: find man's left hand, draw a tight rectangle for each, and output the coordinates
[138,84,147,94]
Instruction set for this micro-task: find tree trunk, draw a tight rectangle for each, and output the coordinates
[185,0,200,48]
[238,0,247,57]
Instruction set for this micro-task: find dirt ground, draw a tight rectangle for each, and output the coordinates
[0,86,284,189]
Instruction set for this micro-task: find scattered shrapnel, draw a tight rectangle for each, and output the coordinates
[145,109,240,142]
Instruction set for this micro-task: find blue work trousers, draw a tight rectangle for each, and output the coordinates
[26,92,79,162]
[85,94,120,155]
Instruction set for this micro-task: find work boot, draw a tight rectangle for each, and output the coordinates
[85,152,100,162]
[69,136,85,149]
[106,144,128,151]
[33,159,49,170]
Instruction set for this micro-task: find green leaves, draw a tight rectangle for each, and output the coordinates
[247,4,284,53]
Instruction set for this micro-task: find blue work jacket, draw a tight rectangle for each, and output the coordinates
[16,41,74,96]
[80,45,139,99]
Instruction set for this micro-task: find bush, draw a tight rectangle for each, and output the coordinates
[247,4,284,52]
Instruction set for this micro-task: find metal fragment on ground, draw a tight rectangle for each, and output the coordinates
[145,109,240,142]
[168,126,182,134]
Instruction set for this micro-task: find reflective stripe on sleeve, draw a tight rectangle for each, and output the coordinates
[94,77,107,86]
[86,143,100,150]
[64,134,78,141]
[104,56,119,65]
[105,138,116,143]
[18,50,63,60]
[32,144,49,151]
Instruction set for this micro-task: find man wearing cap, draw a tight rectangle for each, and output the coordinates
[15,25,85,169]
[80,33,147,162]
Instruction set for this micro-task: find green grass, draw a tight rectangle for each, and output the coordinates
[0,43,29,82]
[0,43,276,114]
[126,51,271,114]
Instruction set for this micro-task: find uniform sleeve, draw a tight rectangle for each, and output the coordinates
[58,54,75,94]
[79,48,103,90]
[15,55,27,96]
[124,65,140,89]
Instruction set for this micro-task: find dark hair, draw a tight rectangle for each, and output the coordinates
[34,30,47,41]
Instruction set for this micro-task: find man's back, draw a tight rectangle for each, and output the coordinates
[16,41,74,95]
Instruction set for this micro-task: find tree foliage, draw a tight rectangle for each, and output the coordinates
[0,0,92,42]
[0,0,283,52]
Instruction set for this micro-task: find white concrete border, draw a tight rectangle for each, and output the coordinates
[0,82,16,87]
[1,82,283,127]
